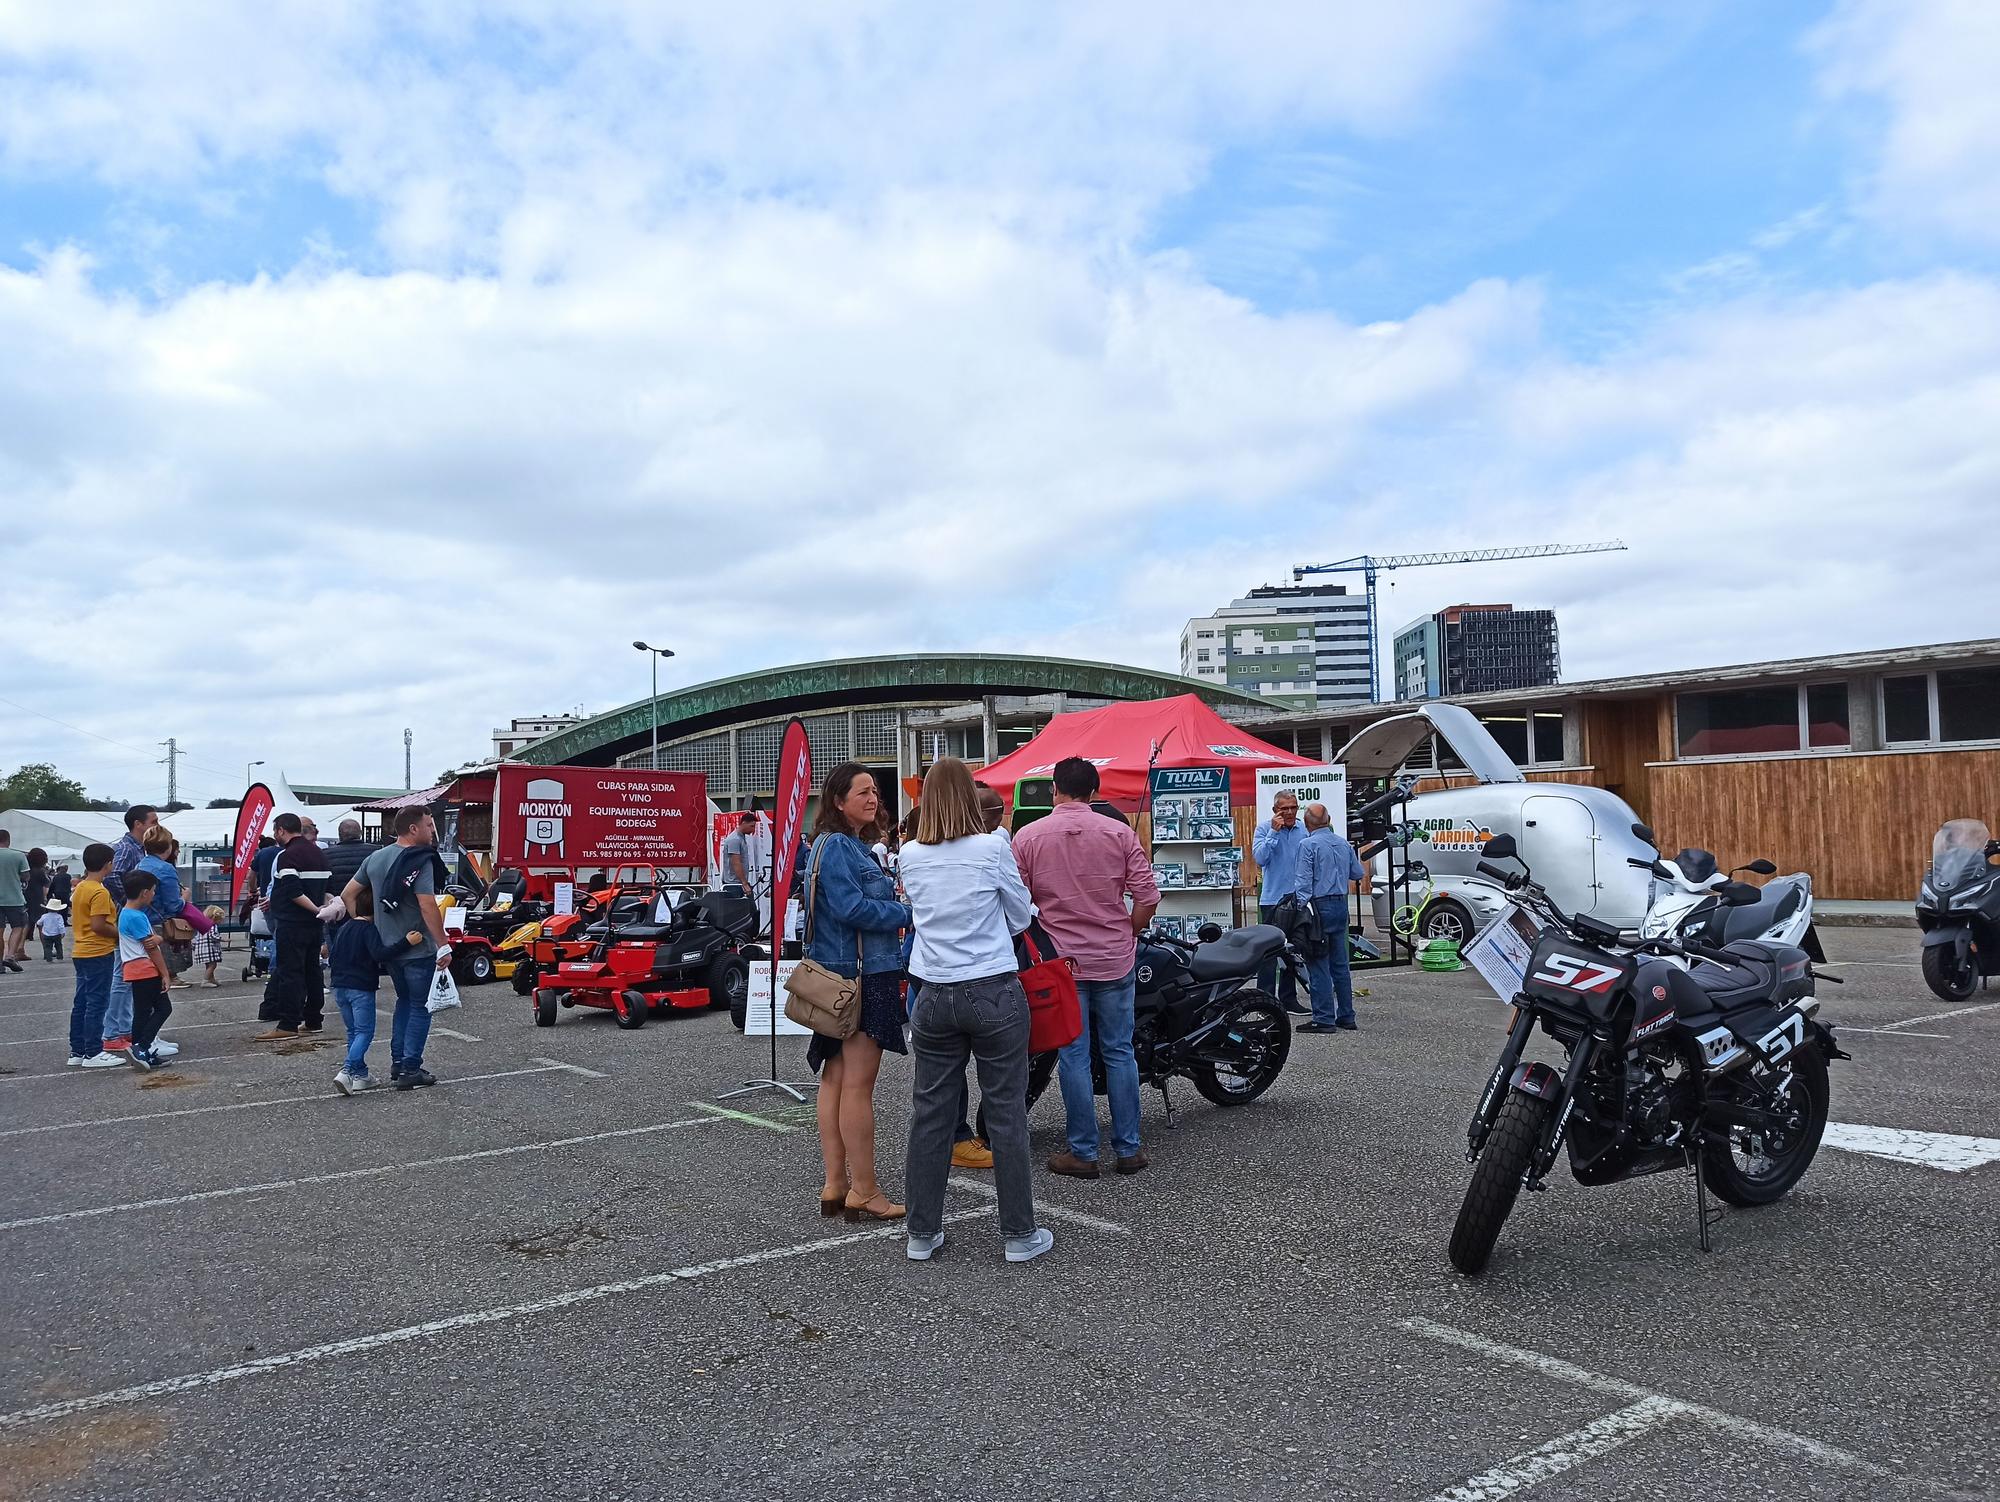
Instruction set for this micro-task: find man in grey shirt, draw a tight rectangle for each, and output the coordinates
[720,812,758,894]
[342,807,453,1090]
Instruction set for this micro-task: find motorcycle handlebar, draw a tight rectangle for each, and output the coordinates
[1627,856,1654,869]
[1476,862,1514,884]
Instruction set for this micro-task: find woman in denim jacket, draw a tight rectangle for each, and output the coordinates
[805,761,913,1224]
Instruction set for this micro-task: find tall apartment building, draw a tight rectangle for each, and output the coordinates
[1392,604,1560,699]
[1179,584,1374,710]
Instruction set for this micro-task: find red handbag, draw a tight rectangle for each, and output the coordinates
[1018,927,1082,1054]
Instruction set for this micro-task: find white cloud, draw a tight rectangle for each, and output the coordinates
[1810,0,2000,246]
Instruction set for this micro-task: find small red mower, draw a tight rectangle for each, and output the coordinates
[532,888,760,1029]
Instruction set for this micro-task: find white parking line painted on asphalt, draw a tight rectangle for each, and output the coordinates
[1882,1000,2000,1031]
[945,1175,1132,1236]
[1822,1123,2000,1172]
[1399,1318,1916,1489]
[0,1017,255,1046]
[0,1064,581,1139]
[0,1207,1002,1431]
[431,1025,483,1042]
[0,1115,719,1231]
[1836,1028,1950,1038]
[531,1056,608,1079]
[1423,1397,1686,1502]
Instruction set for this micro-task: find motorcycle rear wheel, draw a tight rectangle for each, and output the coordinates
[1920,942,1979,1002]
[1702,1047,1828,1207]
[1190,993,1291,1106]
[1449,1091,1552,1275]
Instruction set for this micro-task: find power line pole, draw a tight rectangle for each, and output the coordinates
[158,738,181,805]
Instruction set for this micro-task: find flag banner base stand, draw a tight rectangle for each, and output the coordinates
[718,1078,814,1102]
[716,954,815,1104]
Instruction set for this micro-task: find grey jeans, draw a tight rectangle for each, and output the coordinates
[905,972,1037,1242]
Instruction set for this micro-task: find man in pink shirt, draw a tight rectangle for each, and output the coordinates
[1012,757,1160,1178]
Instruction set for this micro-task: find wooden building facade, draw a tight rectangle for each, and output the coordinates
[1242,637,2000,902]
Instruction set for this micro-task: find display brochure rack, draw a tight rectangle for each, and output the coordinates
[1146,765,1239,940]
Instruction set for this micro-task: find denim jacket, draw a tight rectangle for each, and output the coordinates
[803,834,911,978]
[137,853,183,930]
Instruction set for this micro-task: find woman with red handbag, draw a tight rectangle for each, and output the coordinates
[896,758,1053,1265]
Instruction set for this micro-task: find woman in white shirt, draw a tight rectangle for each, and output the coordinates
[896,758,1052,1265]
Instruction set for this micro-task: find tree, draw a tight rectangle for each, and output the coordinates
[207,797,240,809]
[0,763,89,810]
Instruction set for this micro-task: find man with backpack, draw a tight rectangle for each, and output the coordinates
[342,807,454,1090]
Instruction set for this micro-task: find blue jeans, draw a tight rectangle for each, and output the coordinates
[70,954,114,1057]
[1257,902,1298,1004]
[389,956,436,1074]
[1056,967,1142,1161]
[334,986,378,1076]
[103,971,133,1043]
[1304,896,1355,1025]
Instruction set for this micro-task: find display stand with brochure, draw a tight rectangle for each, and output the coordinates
[1460,902,1548,1003]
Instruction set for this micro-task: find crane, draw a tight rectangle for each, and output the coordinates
[1290,539,1628,702]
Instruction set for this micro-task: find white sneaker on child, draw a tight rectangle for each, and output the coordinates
[79,1051,127,1070]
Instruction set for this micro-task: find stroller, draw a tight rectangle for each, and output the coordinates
[241,905,274,984]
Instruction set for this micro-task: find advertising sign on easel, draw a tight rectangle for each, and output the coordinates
[1255,764,1347,836]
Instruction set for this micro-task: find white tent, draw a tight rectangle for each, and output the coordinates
[1,774,365,866]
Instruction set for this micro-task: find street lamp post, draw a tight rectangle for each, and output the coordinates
[632,642,676,769]
[246,759,264,788]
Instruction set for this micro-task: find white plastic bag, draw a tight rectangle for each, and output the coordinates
[426,966,462,1014]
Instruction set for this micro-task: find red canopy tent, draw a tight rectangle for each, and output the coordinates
[972,695,1315,809]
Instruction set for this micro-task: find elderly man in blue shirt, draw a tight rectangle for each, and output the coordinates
[1251,791,1307,1013]
[1291,802,1366,1034]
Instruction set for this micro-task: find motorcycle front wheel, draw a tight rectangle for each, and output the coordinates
[1190,993,1291,1106]
[1703,1047,1829,1207]
[1448,1090,1553,1275]
[1920,942,1979,1002]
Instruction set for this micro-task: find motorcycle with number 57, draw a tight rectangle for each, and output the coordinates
[1449,834,1846,1276]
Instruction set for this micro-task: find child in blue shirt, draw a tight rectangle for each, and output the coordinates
[117,871,173,1071]
[326,902,424,1096]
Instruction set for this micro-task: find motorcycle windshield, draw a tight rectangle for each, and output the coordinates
[1930,820,1992,891]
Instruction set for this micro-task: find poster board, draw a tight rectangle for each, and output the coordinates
[1149,766,1237,936]
[1255,764,1347,837]
[744,960,814,1035]
[1461,903,1548,1003]
[494,765,707,870]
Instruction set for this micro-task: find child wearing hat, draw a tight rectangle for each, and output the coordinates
[38,900,66,962]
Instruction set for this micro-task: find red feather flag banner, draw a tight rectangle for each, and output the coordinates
[769,718,813,945]
[229,783,275,907]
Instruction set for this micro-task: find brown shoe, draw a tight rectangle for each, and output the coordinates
[1046,1151,1100,1179]
[253,1028,300,1041]
[1115,1150,1151,1175]
[842,1192,905,1223]
[951,1138,995,1170]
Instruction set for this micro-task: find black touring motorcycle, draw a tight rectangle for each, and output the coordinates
[1451,832,1846,1275]
[999,923,1301,1130]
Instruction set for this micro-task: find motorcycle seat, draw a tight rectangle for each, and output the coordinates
[1712,877,1806,944]
[1186,925,1286,982]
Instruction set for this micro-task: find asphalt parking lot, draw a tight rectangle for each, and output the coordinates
[1,927,1994,1502]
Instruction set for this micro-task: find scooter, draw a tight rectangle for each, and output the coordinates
[1630,823,1823,960]
[1916,818,2000,1001]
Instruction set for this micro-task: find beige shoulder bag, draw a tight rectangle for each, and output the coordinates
[782,837,863,1038]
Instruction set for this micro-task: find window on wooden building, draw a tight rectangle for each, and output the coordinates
[1883,667,2000,745]
[1676,686,1802,756]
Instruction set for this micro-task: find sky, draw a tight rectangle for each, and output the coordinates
[4,0,1999,806]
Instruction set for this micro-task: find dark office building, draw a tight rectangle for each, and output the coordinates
[1392,604,1560,698]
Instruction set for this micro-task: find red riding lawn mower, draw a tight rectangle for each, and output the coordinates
[444,868,558,986]
[531,884,762,1029]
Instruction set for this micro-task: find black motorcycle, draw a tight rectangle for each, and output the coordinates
[1007,923,1300,1124]
[1450,834,1845,1275]
[1916,818,2000,1001]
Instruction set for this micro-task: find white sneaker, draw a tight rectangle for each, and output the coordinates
[151,1039,180,1059]
[906,1231,945,1261]
[333,1070,359,1096]
[1004,1227,1056,1264]
[79,1051,128,1069]
[65,1055,87,1067]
